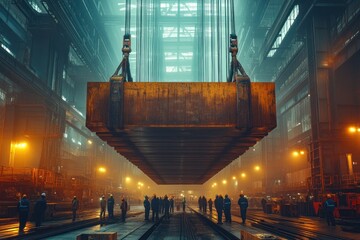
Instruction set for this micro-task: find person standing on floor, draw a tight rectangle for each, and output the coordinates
[238,194,248,224]
[202,196,207,213]
[182,197,186,212]
[208,198,213,213]
[324,194,336,226]
[71,196,79,222]
[223,194,232,223]
[120,198,128,222]
[100,195,106,224]
[198,196,203,212]
[261,197,267,213]
[214,195,223,224]
[17,194,30,233]
[144,195,150,221]
[107,194,115,220]
[151,194,159,222]
[170,196,174,213]
[159,197,163,214]
[34,192,47,227]
[163,195,170,220]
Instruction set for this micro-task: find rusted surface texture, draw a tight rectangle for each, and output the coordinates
[125,82,237,126]
[86,82,276,184]
[86,82,109,132]
[250,82,276,128]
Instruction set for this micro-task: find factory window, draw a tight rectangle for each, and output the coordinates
[180,52,193,60]
[286,96,311,140]
[137,1,230,82]
[28,0,47,14]
[164,52,177,60]
[166,66,178,72]
[160,2,197,17]
[163,27,195,38]
[62,125,87,156]
[0,86,5,100]
[0,42,15,57]
[267,5,299,57]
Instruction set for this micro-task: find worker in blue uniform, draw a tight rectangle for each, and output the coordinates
[107,194,115,219]
[224,194,232,222]
[144,195,150,221]
[238,194,248,224]
[324,194,336,226]
[214,195,224,224]
[17,194,30,233]
[34,192,47,227]
[120,198,128,222]
[151,194,159,221]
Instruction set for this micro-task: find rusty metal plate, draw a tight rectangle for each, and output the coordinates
[86,82,276,184]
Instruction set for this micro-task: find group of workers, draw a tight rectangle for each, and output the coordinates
[143,194,182,221]
[16,192,47,233]
[99,194,128,224]
[198,194,249,224]
[16,191,337,234]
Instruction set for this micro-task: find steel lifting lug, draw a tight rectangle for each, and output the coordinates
[235,75,250,83]
[229,34,238,55]
[110,76,124,82]
[122,34,132,55]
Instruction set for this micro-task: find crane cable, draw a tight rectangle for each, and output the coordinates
[230,0,235,35]
[112,0,133,82]
[227,0,248,82]
[125,0,131,34]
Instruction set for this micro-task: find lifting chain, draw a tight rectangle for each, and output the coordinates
[227,0,249,83]
[111,0,133,82]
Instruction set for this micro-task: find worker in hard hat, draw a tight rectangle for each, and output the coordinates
[100,195,106,224]
[34,192,47,227]
[324,194,336,226]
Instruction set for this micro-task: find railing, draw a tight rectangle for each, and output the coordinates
[266,173,360,193]
[0,166,56,187]
[324,173,360,188]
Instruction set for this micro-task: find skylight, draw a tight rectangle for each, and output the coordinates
[267,5,299,57]
[28,0,47,13]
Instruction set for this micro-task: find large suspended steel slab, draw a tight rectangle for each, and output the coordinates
[86,82,276,184]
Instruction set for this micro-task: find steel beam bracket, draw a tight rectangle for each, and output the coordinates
[236,76,251,130]
[108,76,124,131]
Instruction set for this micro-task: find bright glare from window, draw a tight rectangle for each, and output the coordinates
[1,43,15,57]
[28,0,45,13]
